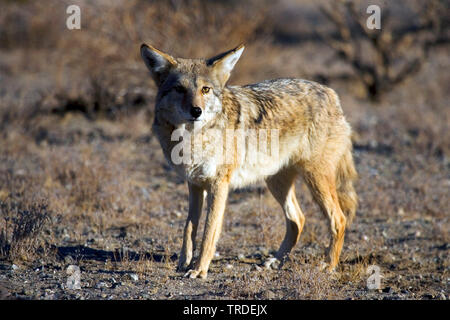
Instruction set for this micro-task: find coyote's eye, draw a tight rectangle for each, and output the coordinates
[201,86,211,94]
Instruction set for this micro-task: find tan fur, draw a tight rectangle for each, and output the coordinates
[140,43,358,278]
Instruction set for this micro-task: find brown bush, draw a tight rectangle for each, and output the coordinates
[0,200,49,262]
[0,0,276,121]
[318,0,449,101]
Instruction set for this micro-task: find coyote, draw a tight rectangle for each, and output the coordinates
[140,43,358,278]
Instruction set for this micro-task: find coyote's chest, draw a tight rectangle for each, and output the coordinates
[155,123,292,188]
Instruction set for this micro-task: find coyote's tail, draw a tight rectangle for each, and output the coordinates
[336,147,358,226]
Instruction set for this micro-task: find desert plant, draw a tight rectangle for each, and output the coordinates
[318,0,449,101]
[0,200,49,261]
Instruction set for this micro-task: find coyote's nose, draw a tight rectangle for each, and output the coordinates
[190,106,202,119]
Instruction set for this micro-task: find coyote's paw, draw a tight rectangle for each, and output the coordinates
[184,268,207,279]
[319,262,337,274]
[177,260,191,272]
[263,257,281,270]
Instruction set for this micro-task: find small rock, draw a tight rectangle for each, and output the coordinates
[237,253,245,261]
[24,289,34,296]
[362,235,369,241]
[15,169,26,176]
[96,281,107,289]
[225,264,233,270]
[173,210,182,218]
[264,257,280,270]
[129,273,139,282]
[11,264,19,271]
[64,255,74,264]
[214,252,220,258]
[258,247,269,256]
[439,292,446,300]
[252,265,262,272]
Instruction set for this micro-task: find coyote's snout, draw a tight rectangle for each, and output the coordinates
[140,43,358,278]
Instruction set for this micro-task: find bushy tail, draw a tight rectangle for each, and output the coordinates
[336,148,358,226]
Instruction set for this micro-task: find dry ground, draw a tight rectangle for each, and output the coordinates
[0,0,448,300]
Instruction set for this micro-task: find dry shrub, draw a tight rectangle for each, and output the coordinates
[224,262,344,299]
[318,0,449,101]
[37,139,155,235]
[0,200,49,262]
[0,0,276,121]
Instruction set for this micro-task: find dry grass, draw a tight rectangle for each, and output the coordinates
[0,199,50,262]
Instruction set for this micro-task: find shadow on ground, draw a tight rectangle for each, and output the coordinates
[56,245,178,263]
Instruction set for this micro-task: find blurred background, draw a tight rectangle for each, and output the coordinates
[0,0,448,300]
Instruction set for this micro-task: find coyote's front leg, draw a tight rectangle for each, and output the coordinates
[178,183,204,271]
[185,179,229,279]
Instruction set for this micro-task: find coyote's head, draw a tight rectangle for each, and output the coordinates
[140,43,244,127]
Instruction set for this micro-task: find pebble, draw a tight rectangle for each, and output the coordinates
[258,247,269,256]
[96,282,108,289]
[252,265,262,272]
[24,289,33,296]
[11,264,18,271]
[64,255,74,264]
[225,264,233,270]
[129,273,139,282]
[237,253,245,261]
[173,210,182,218]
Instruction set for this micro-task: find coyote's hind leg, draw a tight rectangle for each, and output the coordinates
[302,164,347,271]
[265,167,305,269]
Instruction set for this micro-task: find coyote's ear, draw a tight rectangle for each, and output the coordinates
[140,44,177,85]
[207,44,244,86]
